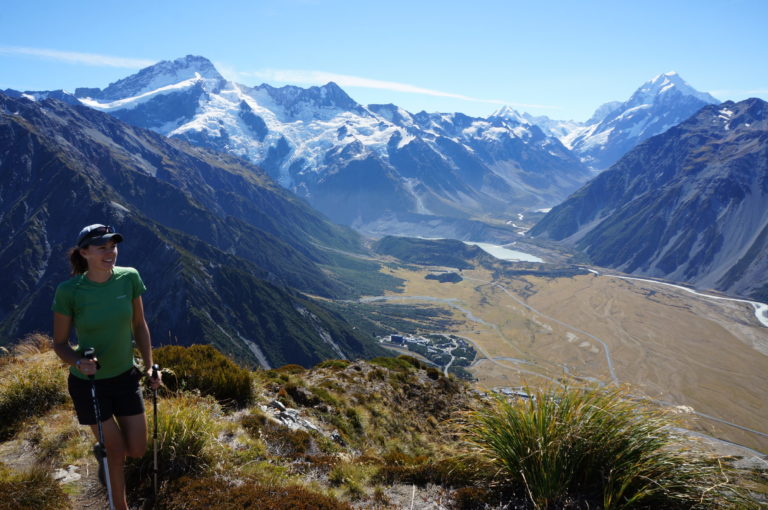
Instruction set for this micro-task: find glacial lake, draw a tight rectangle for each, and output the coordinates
[463,242,543,263]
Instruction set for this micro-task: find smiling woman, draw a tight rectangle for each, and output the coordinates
[51,223,162,510]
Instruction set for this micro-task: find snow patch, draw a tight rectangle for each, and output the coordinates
[80,73,205,111]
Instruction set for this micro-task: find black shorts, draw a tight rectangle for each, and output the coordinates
[68,366,145,425]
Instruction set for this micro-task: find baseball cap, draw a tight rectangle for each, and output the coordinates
[77,224,124,248]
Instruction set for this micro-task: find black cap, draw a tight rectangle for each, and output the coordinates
[77,224,124,248]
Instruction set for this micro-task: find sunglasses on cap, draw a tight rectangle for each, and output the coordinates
[77,225,117,248]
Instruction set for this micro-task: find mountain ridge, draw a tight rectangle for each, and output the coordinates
[530,97,768,300]
[0,91,396,366]
[5,55,594,240]
[527,72,721,171]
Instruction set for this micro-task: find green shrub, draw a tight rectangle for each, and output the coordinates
[275,363,307,374]
[0,464,71,510]
[369,355,422,372]
[0,355,67,440]
[314,359,351,370]
[154,344,253,408]
[162,476,353,509]
[467,386,754,509]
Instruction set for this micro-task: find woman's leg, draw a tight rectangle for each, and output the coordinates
[90,418,129,510]
[116,413,148,458]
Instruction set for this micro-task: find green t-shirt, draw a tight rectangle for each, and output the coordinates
[52,266,147,380]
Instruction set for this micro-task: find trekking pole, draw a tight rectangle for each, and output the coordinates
[83,348,115,510]
[151,364,160,504]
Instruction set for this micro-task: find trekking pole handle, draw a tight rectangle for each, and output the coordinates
[82,348,101,370]
[151,364,160,379]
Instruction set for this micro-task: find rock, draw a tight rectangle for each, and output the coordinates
[52,465,81,483]
[331,430,346,446]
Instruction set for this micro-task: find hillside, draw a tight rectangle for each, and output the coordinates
[1,339,764,509]
[0,91,401,367]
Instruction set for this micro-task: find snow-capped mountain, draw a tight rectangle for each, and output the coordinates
[0,90,389,364]
[530,98,768,300]
[521,74,719,171]
[566,72,720,170]
[8,56,590,240]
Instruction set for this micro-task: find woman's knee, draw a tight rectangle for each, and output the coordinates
[125,441,147,458]
[116,413,148,458]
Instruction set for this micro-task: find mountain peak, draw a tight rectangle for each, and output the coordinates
[629,71,718,107]
[490,105,528,124]
[88,55,224,101]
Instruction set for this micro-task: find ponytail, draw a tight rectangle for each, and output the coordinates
[68,247,88,275]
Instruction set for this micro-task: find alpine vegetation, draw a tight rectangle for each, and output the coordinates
[0,340,762,509]
[465,385,757,509]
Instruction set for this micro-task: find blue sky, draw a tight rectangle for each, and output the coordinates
[1,0,766,121]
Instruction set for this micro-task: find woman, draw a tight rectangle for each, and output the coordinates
[52,224,160,510]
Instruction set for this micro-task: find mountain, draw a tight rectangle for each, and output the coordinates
[567,72,720,170]
[0,91,395,367]
[9,56,591,240]
[529,98,768,300]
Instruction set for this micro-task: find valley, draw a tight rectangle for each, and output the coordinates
[364,261,768,453]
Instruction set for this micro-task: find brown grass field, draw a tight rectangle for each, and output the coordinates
[371,264,768,453]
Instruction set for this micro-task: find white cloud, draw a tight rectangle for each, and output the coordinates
[235,68,557,109]
[0,46,155,69]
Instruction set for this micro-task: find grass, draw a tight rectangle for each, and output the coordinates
[1,338,763,509]
[0,336,68,441]
[0,463,71,510]
[126,392,223,498]
[161,476,354,509]
[465,385,756,509]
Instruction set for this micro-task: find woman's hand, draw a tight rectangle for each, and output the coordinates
[146,368,162,390]
[76,357,99,377]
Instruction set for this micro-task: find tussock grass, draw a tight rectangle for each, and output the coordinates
[127,393,222,494]
[0,346,67,440]
[466,385,754,509]
[0,463,71,510]
[328,460,377,500]
[162,475,353,509]
[154,345,253,408]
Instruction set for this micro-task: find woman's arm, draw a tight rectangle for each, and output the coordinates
[52,312,79,365]
[52,312,97,374]
[132,296,161,388]
[132,296,152,368]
